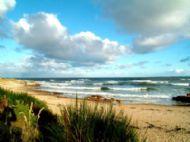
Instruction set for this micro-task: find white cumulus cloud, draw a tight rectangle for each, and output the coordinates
[13,12,129,66]
[0,0,16,38]
[0,0,16,18]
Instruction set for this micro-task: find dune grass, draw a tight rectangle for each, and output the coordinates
[0,87,140,142]
[58,100,139,142]
[0,87,47,142]
[0,87,47,109]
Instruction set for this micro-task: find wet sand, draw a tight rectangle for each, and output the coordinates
[0,78,190,142]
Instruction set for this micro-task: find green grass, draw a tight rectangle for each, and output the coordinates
[0,87,47,109]
[0,87,140,142]
[59,100,139,142]
[0,87,47,142]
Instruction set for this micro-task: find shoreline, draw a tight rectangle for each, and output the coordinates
[0,78,190,141]
[17,77,190,106]
[0,78,188,107]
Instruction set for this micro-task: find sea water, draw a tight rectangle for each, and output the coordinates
[20,77,190,105]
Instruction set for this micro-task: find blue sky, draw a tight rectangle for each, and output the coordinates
[0,0,190,77]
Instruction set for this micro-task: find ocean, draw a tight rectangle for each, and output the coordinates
[21,77,190,105]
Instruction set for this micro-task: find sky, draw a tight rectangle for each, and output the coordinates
[0,0,190,77]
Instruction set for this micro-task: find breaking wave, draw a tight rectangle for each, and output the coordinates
[39,81,157,92]
[39,88,170,99]
[171,83,189,87]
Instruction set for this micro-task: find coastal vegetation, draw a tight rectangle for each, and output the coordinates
[0,87,139,142]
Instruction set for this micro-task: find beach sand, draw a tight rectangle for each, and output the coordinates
[0,78,190,142]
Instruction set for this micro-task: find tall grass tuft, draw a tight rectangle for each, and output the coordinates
[0,87,47,142]
[59,100,139,142]
[19,103,39,142]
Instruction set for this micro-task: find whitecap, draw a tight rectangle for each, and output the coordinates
[131,80,168,84]
[112,87,147,91]
[105,80,119,85]
[38,88,171,99]
[171,83,189,87]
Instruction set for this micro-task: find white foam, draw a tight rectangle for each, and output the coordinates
[39,88,170,99]
[69,79,91,85]
[132,80,168,84]
[93,83,103,86]
[39,82,150,92]
[40,82,70,87]
[112,87,147,91]
[39,80,160,93]
[180,78,190,81]
[59,86,99,90]
[171,83,189,87]
[43,89,110,96]
[70,80,84,84]
[104,80,119,85]
[121,94,170,99]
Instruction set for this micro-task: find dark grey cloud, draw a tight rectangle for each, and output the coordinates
[132,34,176,53]
[13,12,129,66]
[98,0,190,35]
[96,0,190,53]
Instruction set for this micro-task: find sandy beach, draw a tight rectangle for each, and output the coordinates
[0,78,190,142]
